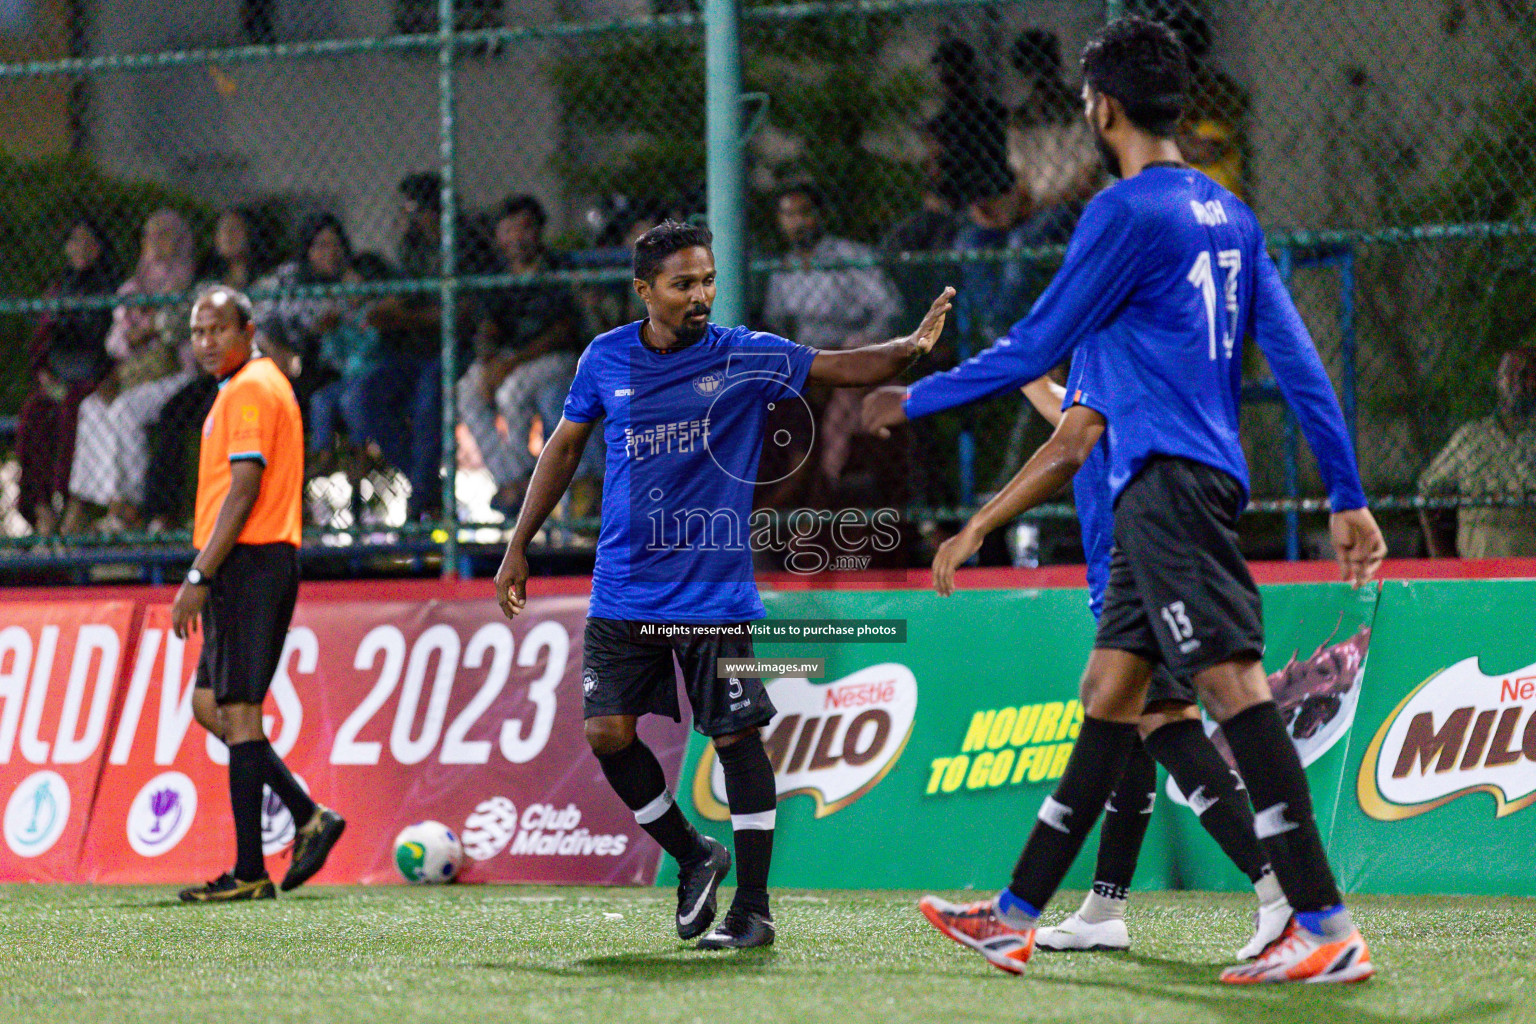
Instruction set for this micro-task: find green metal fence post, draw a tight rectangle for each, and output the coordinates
[705,0,745,327]
[438,0,460,576]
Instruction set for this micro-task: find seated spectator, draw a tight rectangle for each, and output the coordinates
[16,217,117,537]
[253,212,354,410]
[1006,29,1098,246]
[925,40,1014,217]
[456,194,587,513]
[1167,10,1249,197]
[1418,348,1536,557]
[364,171,482,521]
[762,184,901,495]
[143,207,276,532]
[62,208,197,535]
[307,253,392,465]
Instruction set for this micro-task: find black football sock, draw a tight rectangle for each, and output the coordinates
[595,738,703,864]
[1143,718,1268,883]
[1008,716,1138,913]
[254,740,318,828]
[1091,736,1156,903]
[1219,701,1343,913]
[228,740,268,882]
[716,731,776,918]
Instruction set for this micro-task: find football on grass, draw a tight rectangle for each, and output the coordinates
[393,821,464,884]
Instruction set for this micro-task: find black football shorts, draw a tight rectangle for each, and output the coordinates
[1095,456,1264,678]
[194,542,300,705]
[581,618,776,738]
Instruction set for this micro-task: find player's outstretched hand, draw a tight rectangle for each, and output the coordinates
[495,544,530,619]
[1329,507,1387,588]
[862,386,908,439]
[909,286,955,355]
[932,524,984,597]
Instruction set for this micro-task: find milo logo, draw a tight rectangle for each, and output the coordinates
[692,664,917,819]
[1359,657,1536,820]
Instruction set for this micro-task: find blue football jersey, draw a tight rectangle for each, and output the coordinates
[906,166,1366,513]
[563,320,816,622]
[1060,343,1113,620]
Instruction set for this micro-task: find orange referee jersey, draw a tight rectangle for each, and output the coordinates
[194,356,303,549]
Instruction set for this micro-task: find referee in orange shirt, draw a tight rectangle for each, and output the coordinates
[171,285,345,902]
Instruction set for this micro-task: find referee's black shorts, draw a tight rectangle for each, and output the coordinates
[581,618,776,738]
[195,542,300,705]
[1095,456,1264,679]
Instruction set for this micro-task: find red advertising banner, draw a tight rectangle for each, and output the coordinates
[24,591,691,887]
[0,601,136,882]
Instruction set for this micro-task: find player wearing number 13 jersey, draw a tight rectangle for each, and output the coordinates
[867,17,1387,983]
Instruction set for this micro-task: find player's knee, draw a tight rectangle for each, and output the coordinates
[1137,700,1200,740]
[1078,671,1141,722]
[584,716,635,757]
[221,702,265,744]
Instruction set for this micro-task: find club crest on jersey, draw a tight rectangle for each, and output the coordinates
[692,371,726,397]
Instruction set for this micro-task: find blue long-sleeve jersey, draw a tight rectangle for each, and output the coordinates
[906,166,1367,512]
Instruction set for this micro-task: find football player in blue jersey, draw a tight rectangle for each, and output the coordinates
[495,220,952,950]
[928,372,1291,960]
[867,17,1385,983]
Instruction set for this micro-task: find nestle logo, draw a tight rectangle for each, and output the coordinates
[823,680,896,710]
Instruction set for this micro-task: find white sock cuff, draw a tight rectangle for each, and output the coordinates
[1254,867,1285,906]
[1080,889,1127,923]
[730,809,776,831]
[634,791,674,825]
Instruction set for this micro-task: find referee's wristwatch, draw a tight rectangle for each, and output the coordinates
[185,568,211,588]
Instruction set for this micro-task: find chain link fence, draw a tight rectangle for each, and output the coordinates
[0,0,1533,574]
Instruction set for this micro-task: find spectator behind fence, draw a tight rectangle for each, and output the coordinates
[306,253,391,467]
[1418,348,1536,558]
[763,184,901,495]
[457,194,588,515]
[1167,9,1249,198]
[16,217,118,537]
[924,40,1015,212]
[1006,29,1098,246]
[363,171,484,521]
[253,212,353,412]
[62,208,197,535]
[142,208,278,533]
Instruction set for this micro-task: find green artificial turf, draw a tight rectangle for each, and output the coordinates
[0,885,1531,1024]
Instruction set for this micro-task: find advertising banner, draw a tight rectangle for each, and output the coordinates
[23,594,690,886]
[1162,583,1378,891]
[672,583,1379,893]
[672,586,1132,891]
[1332,579,1536,895]
[0,601,135,882]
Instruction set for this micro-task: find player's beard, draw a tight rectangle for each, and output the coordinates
[676,305,710,345]
[1093,126,1123,179]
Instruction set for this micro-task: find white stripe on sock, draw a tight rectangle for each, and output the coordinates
[634,791,674,825]
[730,810,776,831]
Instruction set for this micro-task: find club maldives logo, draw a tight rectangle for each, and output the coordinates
[261,776,310,855]
[4,771,71,858]
[462,796,519,861]
[126,772,198,856]
[692,664,917,820]
[1358,657,1536,821]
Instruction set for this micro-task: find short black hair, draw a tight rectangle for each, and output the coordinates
[497,193,547,232]
[193,284,254,326]
[633,220,713,283]
[1081,16,1188,137]
[399,171,443,212]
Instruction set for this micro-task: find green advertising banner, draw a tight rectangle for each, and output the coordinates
[1332,579,1536,896]
[667,581,1380,894]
